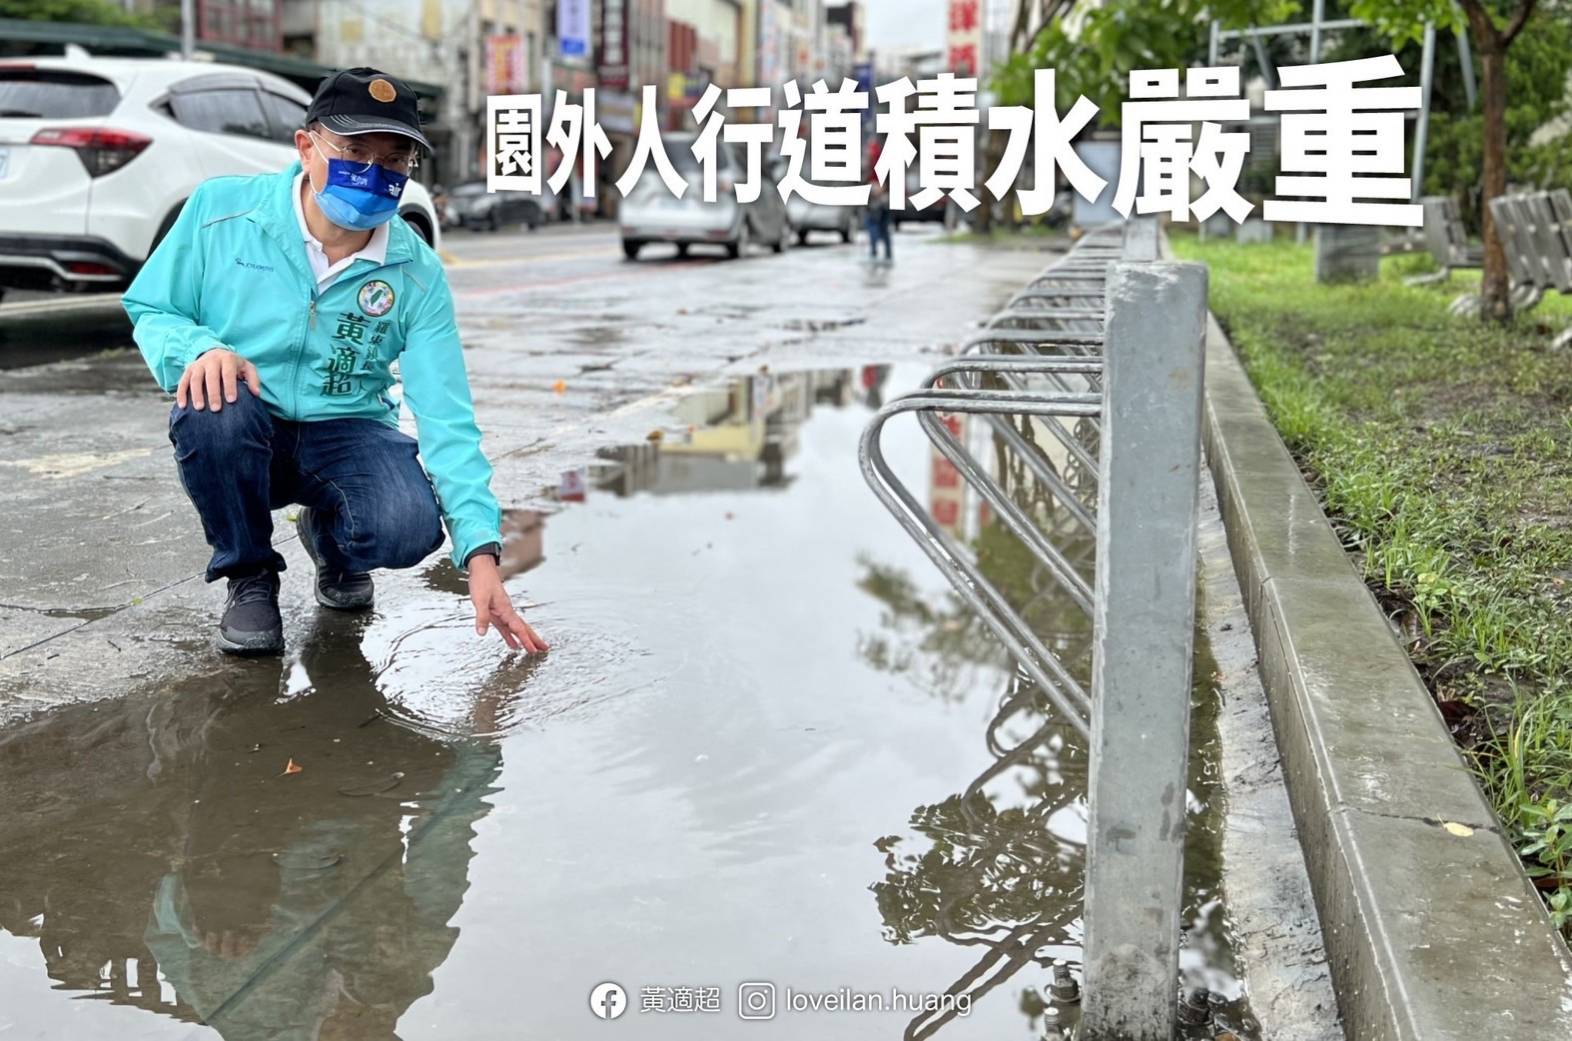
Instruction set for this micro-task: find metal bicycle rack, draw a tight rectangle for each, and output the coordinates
[860,219,1210,1041]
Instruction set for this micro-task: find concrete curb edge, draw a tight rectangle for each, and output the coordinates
[1199,310,1572,1040]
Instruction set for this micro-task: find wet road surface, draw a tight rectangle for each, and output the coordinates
[0,225,1261,1038]
[0,362,1254,1039]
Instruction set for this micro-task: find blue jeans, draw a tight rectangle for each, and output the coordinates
[169,391,444,582]
[865,212,892,259]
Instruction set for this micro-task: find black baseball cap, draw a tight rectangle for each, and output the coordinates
[304,67,431,151]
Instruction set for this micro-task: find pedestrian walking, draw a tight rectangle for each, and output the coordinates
[122,68,548,658]
[866,179,893,265]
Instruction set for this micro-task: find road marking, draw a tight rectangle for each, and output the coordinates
[0,295,126,319]
[453,257,723,299]
[444,244,616,269]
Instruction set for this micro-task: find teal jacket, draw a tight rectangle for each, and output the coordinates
[124,161,502,568]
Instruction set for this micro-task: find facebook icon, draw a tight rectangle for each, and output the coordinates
[589,981,628,1020]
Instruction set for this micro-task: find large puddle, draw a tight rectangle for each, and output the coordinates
[0,365,1254,1040]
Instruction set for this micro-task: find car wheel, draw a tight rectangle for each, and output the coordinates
[400,211,435,248]
[840,220,852,244]
[151,201,187,253]
[727,220,749,260]
[622,239,641,261]
[798,229,810,247]
[488,212,501,232]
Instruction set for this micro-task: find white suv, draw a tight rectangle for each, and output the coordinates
[0,53,441,300]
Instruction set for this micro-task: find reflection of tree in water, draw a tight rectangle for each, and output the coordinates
[856,514,1095,705]
[860,420,1101,1038]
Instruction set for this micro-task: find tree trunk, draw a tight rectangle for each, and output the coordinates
[1478,43,1511,322]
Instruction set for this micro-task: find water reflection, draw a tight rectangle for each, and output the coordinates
[596,369,858,495]
[860,396,1256,1039]
[1,363,1255,1040]
[0,613,501,1039]
[863,517,1095,1040]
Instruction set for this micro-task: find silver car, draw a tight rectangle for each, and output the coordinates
[786,193,856,245]
[619,132,791,260]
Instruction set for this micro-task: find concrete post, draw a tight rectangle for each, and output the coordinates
[1121,217,1159,263]
[1314,224,1382,283]
[1081,261,1208,1041]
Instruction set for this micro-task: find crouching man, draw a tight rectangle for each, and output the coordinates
[124,67,545,657]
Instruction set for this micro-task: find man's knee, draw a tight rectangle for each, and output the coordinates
[169,390,270,454]
[360,486,443,569]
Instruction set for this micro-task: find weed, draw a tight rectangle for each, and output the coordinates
[1175,233,1572,937]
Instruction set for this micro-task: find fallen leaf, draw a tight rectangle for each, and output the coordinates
[282,758,303,776]
[1442,821,1473,837]
[647,429,664,442]
[552,379,567,394]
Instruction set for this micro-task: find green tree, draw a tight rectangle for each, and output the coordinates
[991,0,1302,115]
[0,0,162,28]
[1351,0,1540,321]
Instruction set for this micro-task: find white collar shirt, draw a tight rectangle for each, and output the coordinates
[292,172,388,289]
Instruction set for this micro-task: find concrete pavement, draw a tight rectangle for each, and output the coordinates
[0,223,1048,718]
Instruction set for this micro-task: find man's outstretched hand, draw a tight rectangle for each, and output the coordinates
[469,555,548,653]
[178,348,262,410]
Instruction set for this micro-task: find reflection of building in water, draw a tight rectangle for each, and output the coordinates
[499,508,547,579]
[596,370,855,496]
[930,413,970,538]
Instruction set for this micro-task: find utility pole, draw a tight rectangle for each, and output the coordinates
[181,0,195,59]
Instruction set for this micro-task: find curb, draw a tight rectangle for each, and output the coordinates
[1201,312,1572,1039]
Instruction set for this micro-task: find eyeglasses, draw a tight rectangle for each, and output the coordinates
[311,130,420,175]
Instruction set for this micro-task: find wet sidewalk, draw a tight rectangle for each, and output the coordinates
[0,228,1043,706]
[1,234,1129,1038]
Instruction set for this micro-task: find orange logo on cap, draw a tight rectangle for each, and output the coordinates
[369,78,397,103]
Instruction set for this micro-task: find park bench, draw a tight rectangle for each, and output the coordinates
[1467,189,1572,345]
[1404,195,1481,286]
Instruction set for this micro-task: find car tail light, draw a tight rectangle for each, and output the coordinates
[29,127,151,176]
[65,261,118,276]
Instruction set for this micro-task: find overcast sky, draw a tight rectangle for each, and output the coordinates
[863,0,949,55]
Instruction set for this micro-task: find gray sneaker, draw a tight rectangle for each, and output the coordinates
[217,571,283,656]
[296,507,374,610]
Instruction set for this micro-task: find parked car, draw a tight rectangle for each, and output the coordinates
[619,133,791,260]
[891,167,949,227]
[448,180,543,231]
[786,193,856,245]
[0,52,441,301]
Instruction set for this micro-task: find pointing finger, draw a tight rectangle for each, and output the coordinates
[514,615,548,654]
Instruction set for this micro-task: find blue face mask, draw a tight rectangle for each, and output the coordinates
[309,154,409,231]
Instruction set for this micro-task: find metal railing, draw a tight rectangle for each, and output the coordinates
[860,219,1208,1041]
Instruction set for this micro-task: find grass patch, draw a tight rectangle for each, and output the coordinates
[1172,233,1572,936]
